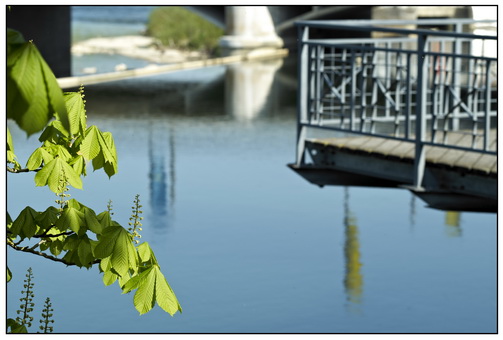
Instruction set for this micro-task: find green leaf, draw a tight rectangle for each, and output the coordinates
[104,159,118,178]
[122,265,182,315]
[137,242,158,265]
[56,206,85,234]
[7,150,19,167]
[56,144,72,161]
[49,238,65,256]
[91,151,105,172]
[7,212,13,227]
[100,131,117,165]
[122,266,155,314]
[80,126,118,177]
[51,120,70,137]
[62,235,87,267]
[26,147,43,170]
[7,267,12,282]
[133,268,157,315]
[99,255,112,273]
[40,51,68,132]
[35,206,59,230]
[45,144,72,162]
[94,226,138,277]
[10,206,39,239]
[69,155,86,176]
[64,91,87,136]
[103,268,119,286]
[96,211,120,229]
[38,121,68,144]
[77,236,95,266]
[7,128,14,153]
[67,198,83,210]
[61,234,95,267]
[154,265,183,316]
[80,125,102,160]
[97,211,112,229]
[34,158,83,192]
[7,128,21,169]
[7,43,37,110]
[7,318,28,333]
[25,147,54,170]
[33,157,57,190]
[7,41,66,136]
[83,206,102,234]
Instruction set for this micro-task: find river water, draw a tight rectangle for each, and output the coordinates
[6,6,497,334]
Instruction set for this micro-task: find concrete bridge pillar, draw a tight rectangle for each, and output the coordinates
[219,6,283,56]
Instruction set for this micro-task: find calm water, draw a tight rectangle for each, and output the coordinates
[6,7,497,334]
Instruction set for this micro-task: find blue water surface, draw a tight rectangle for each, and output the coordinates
[6,6,497,334]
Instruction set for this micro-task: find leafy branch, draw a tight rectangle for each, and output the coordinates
[7,239,93,267]
[7,26,181,317]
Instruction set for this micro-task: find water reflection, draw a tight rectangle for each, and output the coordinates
[343,187,363,313]
[148,119,176,229]
[225,59,284,120]
[409,194,417,228]
[444,211,462,237]
[79,54,296,121]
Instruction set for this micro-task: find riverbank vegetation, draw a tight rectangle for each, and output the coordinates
[146,6,224,56]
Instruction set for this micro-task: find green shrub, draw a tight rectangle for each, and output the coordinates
[146,6,224,55]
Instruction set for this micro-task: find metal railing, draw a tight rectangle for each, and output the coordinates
[295,19,497,188]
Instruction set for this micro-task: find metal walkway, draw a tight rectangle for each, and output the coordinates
[289,18,497,212]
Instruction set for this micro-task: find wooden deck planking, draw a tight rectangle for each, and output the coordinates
[311,130,497,174]
[315,136,371,150]
[472,154,498,173]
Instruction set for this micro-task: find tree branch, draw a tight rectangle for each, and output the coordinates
[7,166,41,173]
[7,239,100,267]
[33,227,74,238]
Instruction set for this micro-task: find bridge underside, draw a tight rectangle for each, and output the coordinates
[289,138,497,213]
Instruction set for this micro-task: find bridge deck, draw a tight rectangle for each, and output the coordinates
[311,129,497,175]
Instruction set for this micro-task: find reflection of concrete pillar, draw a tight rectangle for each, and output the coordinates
[148,120,177,232]
[220,6,283,56]
[225,59,283,120]
[149,122,168,218]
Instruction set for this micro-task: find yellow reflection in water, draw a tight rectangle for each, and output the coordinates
[343,188,363,312]
[444,211,462,237]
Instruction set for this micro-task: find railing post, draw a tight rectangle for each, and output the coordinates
[315,45,323,124]
[484,59,491,151]
[296,24,309,166]
[405,52,412,139]
[451,22,462,131]
[413,33,428,189]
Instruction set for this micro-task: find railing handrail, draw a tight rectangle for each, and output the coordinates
[296,20,497,41]
[296,18,497,26]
